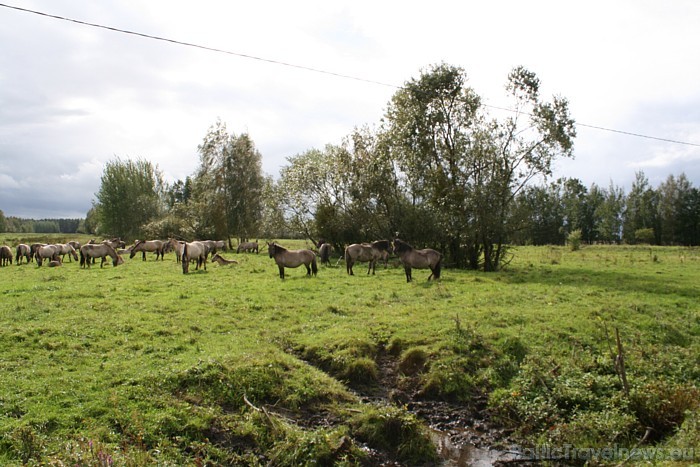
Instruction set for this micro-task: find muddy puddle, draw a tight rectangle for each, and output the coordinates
[431,429,516,466]
[408,400,522,466]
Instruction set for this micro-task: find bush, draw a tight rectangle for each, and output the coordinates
[634,228,655,245]
[567,229,582,251]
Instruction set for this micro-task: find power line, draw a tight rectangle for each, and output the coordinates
[2,2,699,149]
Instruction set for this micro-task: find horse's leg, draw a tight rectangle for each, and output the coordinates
[404,266,412,282]
[278,265,285,279]
[347,259,354,275]
[305,263,311,276]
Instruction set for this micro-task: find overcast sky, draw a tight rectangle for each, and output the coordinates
[1,1,699,219]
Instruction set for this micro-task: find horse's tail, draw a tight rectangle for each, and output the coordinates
[433,255,442,280]
[312,255,318,276]
[79,249,85,267]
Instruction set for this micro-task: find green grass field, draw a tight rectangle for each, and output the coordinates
[0,235,698,465]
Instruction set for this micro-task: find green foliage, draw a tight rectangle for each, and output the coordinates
[634,227,655,244]
[32,220,60,233]
[630,381,700,440]
[381,63,575,270]
[349,404,437,464]
[95,157,165,240]
[567,228,582,251]
[193,120,265,240]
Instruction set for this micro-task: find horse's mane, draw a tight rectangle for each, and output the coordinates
[392,238,413,252]
[372,239,391,250]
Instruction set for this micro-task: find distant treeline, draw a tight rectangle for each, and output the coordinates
[0,214,84,234]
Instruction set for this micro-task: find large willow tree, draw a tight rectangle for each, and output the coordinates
[382,64,576,271]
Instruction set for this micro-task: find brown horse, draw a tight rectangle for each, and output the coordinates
[35,245,61,266]
[80,243,123,268]
[130,239,166,261]
[165,238,184,262]
[211,253,238,266]
[15,244,31,265]
[237,241,259,253]
[267,242,317,279]
[182,241,207,274]
[392,238,442,282]
[344,240,392,275]
[319,242,332,266]
[55,243,79,262]
[0,245,12,266]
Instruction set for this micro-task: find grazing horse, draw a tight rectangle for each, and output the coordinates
[319,242,333,267]
[237,241,259,253]
[80,243,122,268]
[35,245,61,266]
[392,238,442,282]
[182,241,207,274]
[267,242,317,279]
[344,240,392,275]
[130,239,166,261]
[0,245,12,266]
[211,253,238,266]
[55,243,79,262]
[201,240,227,255]
[30,243,46,262]
[15,244,31,265]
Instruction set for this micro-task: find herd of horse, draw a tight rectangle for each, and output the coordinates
[267,239,442,282]
[1,237,442,282]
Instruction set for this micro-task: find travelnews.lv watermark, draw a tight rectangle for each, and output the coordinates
[513,444,695,462]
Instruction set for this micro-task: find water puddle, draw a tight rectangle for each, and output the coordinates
[431,428,519,466]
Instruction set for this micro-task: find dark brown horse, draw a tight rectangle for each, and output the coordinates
[267,242,317,279]
[392,238,442,282]
[344,240,391,275]
[0,245,12,266]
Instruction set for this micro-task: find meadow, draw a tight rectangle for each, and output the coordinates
[0,234,698,465]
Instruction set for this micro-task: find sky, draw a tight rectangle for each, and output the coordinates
[1,0,699,219]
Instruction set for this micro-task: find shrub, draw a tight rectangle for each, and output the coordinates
[567,229,582,251]
[634,228,655,245]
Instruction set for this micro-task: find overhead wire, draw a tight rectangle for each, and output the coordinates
[1,2,699,149]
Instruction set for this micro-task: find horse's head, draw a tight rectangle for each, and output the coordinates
[267,242,276,258]
[392,238,410,254]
